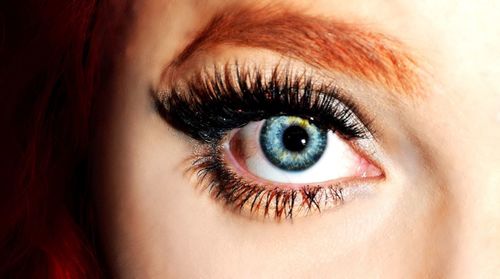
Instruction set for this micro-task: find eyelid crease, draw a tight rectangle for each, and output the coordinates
[162,4,426,98]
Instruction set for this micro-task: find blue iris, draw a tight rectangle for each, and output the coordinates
[260,116,327,171]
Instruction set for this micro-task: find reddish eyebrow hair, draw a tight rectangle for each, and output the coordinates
[168,5,423,95]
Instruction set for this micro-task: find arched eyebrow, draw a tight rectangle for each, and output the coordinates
[168,5,424,96]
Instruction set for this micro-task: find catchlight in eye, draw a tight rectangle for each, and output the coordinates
[260,116,327,171]
[226,116,381,186]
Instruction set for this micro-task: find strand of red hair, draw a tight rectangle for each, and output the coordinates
[0,0,129,277]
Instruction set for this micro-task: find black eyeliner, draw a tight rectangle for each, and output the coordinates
[155,64,372,144]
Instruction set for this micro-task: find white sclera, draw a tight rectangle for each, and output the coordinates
[237,121,361,184]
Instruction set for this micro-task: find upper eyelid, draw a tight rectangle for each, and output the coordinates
[156,63,374,143]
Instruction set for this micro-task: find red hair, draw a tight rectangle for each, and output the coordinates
[0,0,128,277]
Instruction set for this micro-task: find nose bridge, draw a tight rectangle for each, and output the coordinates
[447,167,500,278]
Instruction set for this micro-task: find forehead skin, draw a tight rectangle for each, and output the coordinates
[95,0,500,278]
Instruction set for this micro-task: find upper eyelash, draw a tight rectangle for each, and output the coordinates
[155,63,373,144]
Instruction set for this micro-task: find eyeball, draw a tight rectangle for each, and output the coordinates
[225,116,381,186]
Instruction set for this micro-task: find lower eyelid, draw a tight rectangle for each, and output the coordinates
[222,142,381,190]
[199,148,379,220]
[187,131,383,221]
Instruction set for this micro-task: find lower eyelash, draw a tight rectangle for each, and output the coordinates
[188,144,345,221]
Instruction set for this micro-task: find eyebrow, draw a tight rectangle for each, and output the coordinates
[167,5,423,95]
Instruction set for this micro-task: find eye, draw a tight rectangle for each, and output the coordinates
[158,63,385,220]
[225,115,381,186]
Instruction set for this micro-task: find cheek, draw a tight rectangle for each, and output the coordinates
[96,113,207,276]
[92,69,205,276]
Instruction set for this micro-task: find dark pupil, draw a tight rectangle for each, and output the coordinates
[282,125,309,152]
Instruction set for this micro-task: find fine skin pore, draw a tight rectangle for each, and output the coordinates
[92,0,500,278]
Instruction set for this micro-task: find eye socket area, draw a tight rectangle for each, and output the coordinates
[224,116,382,187]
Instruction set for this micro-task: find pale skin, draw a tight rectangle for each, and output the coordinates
[92,0,500,278]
